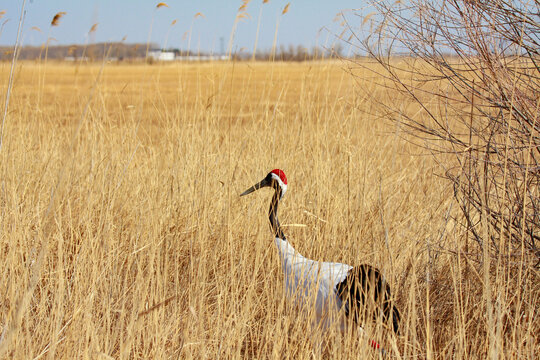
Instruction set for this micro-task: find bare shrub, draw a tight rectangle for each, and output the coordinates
[346,0,539,267]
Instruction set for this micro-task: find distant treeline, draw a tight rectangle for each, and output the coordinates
[0,42,345,62]
[0,43,161,61]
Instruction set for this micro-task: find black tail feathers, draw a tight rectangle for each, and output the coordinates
[390,304,401,334]
[382,300,401,335]
[337,264,401,335]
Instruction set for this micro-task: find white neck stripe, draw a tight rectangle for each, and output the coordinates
[270,173,287,195]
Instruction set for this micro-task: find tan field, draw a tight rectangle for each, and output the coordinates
[0,61,537,358]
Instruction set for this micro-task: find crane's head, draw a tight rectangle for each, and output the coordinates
[240,169,288,199]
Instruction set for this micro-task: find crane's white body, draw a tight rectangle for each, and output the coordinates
[274,237,353,332]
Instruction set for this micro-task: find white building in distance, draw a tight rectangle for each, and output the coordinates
[148,50,176,61]
[148,49,229,61]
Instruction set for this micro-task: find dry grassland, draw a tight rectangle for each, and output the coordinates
[0,61,537,358]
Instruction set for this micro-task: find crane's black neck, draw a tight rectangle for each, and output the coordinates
[269,186,286,240]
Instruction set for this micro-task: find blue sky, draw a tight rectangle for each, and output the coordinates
[1,1,370,53]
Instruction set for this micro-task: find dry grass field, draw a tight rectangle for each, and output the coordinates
[0,60,537,359]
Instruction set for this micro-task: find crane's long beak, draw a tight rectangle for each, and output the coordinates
[240,178,270,197]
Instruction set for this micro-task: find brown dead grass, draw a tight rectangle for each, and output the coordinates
[0,60,537,358]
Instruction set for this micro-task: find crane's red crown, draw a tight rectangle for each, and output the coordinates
[270,169,287,185]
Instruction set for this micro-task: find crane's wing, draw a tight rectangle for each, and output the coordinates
[334,264,400,334]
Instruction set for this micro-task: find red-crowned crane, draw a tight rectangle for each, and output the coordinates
[240,169,400,352]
